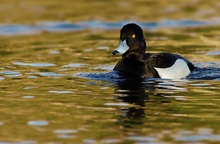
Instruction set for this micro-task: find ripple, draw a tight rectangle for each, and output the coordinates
[62,63,87,68]
[48,90,74,94]
[23,86,37,90]
[83,139,97,144]
[36,72,62,77]
[96,46,110,50]
[83,48,93,52]
[27,120,49,126]
[126,136,156,142]
[80,67,220,83]
[156,85,187,91]
[48,50,60,54]
[53,129,77,139]
[188,67,220,80]
[13,62,56,67]
[170,128,220,142]
[102,139,122,143]
[190,83,210,87]
[0,77,4,80]
[0,71,22,77]
[22,141,37,144]
[77,71,124,81]
[0,141,38,144]
[0,141,37,144]
[166,96,187,101]
[36,21,82,32]
[53,129,77,134]
[206,50,220,56]
[104,102,129,106]
[92,65,114,71]
[57,134,75,139]
[1,19,220,36]
[174,133,220,142]
[27,76,39,79]
[0,24,39,36]
[195,62,220,68]
[22,96,35,99]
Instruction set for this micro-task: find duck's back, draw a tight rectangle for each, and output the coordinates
[145,53,194,70]
[144,53,195,79]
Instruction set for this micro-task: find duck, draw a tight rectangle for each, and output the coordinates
[112,23,195,79]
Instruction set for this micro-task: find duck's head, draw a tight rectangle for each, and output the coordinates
[112,23,146,56]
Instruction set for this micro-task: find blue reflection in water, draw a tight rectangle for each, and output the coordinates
[77,62,220,128]
[28,120,49,126]
[77,67,219,142]
[37,72,62,77]
[188,67,220,80]
[78,65,220,82]
[13,62,56,67]
[0,19,220,36]
[0,71,22,77]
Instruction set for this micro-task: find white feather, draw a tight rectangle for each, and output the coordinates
[154,59,190,79]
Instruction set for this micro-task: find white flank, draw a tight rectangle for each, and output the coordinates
[154,59,190,80]
[114,40,129,54]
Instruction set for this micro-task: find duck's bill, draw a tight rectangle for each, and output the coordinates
[112,40,129,55]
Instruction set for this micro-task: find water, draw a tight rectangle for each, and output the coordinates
[1,26,219,144]
[0,1,220,143]
[1,19,220,36]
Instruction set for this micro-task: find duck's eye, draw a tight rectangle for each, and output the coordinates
[132,34,136,39]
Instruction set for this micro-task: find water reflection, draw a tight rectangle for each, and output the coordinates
[188,67,220,80]
[0,71,22,77]
[0,18,219,143]
[112,77,191,128]
[27,120,49,126]
[113,78,148,127]
[13,62,56,67]
[53,129,77,139]
[1,19,220,36]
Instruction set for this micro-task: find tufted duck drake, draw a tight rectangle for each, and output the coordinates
[112,23,195,79]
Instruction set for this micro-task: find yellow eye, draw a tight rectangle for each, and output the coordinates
[132,34,136,39]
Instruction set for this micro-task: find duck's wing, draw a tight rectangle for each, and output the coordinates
[144,53,195,79]
[145,53,194,69]
[174,54,195,71]
[144,53,176,68]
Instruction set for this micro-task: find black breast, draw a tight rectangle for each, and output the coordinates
[113,57,146,76]
[113,56,160,78]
